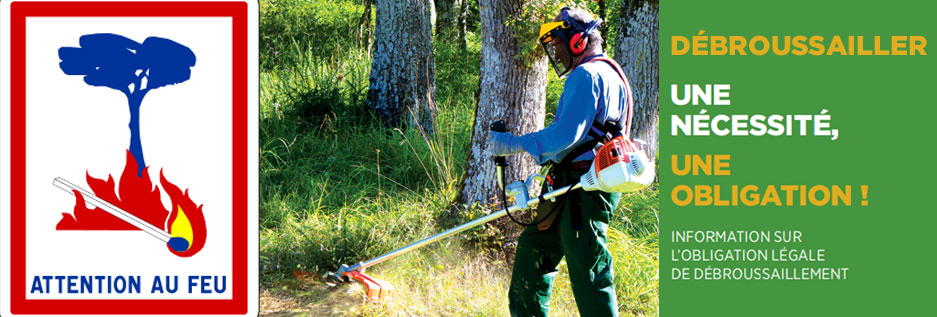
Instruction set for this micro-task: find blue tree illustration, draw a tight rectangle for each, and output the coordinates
[59,33,196,176]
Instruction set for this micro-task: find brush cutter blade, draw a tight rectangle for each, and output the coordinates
[343,271,394,301]
[324,271,346,284]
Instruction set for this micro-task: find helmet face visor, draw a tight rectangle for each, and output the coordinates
[541,41,572,79]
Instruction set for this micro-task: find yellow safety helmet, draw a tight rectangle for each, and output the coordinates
[538,8,602,78]
[538,21,569,44]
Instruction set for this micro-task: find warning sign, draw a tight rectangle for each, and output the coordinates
[1,1,258,315]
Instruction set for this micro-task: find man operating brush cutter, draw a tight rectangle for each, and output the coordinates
[326,6,651,310]
[488,7,635,316]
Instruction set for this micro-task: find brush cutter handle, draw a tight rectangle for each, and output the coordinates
[490,120,508,167]
[490,120,507,133]
[490,120,508,190]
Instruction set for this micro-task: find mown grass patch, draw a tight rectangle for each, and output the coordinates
[260,186,659,316]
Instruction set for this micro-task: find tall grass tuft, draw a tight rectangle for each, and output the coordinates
[260,0,368,71]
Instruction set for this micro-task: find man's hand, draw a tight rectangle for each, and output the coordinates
[488,131,524,156]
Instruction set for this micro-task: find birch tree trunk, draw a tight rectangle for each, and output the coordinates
[614,0,659,161]
[435,0,469,48]
[456,0,469,49]
[369,0,438,134]
[357,0,374,56]
[598,0,609,52]
[460,0,547,207]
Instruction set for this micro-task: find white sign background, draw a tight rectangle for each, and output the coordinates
[23,16,233,300]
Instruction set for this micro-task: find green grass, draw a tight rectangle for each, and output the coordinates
[259,0,658,315]
[260,0,368,71]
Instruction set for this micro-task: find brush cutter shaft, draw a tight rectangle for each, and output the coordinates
[343,182,583,274]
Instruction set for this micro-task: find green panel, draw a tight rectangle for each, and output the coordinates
[660,1,937,315]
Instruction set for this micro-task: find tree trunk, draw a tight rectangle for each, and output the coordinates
[614,0,659,161]
[358,0,374,56]
[434,0,457,33]
[435,0,469,48]
[460,0,547,207]
[369,0,438,134]
[598,0,608,52]
[127,92,148,176]
[457,0,469,49]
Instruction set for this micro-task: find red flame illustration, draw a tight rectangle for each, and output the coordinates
[162,170,206,257]
[57,151,206,257]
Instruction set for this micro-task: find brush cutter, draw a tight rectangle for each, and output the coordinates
[326,121,654,301]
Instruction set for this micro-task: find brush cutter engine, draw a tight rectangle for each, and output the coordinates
[580,136,655,193]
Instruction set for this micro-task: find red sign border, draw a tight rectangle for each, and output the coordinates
[10,1,248,314]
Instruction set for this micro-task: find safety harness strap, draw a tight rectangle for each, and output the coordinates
[557,57,632,168]
[558,120,620,167]
[558,56,633,232]
[588,57,634,136]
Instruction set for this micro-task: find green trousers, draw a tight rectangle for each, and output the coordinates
[508,168,621,316]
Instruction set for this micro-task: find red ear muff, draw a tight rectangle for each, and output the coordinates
[570,32,587,55]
